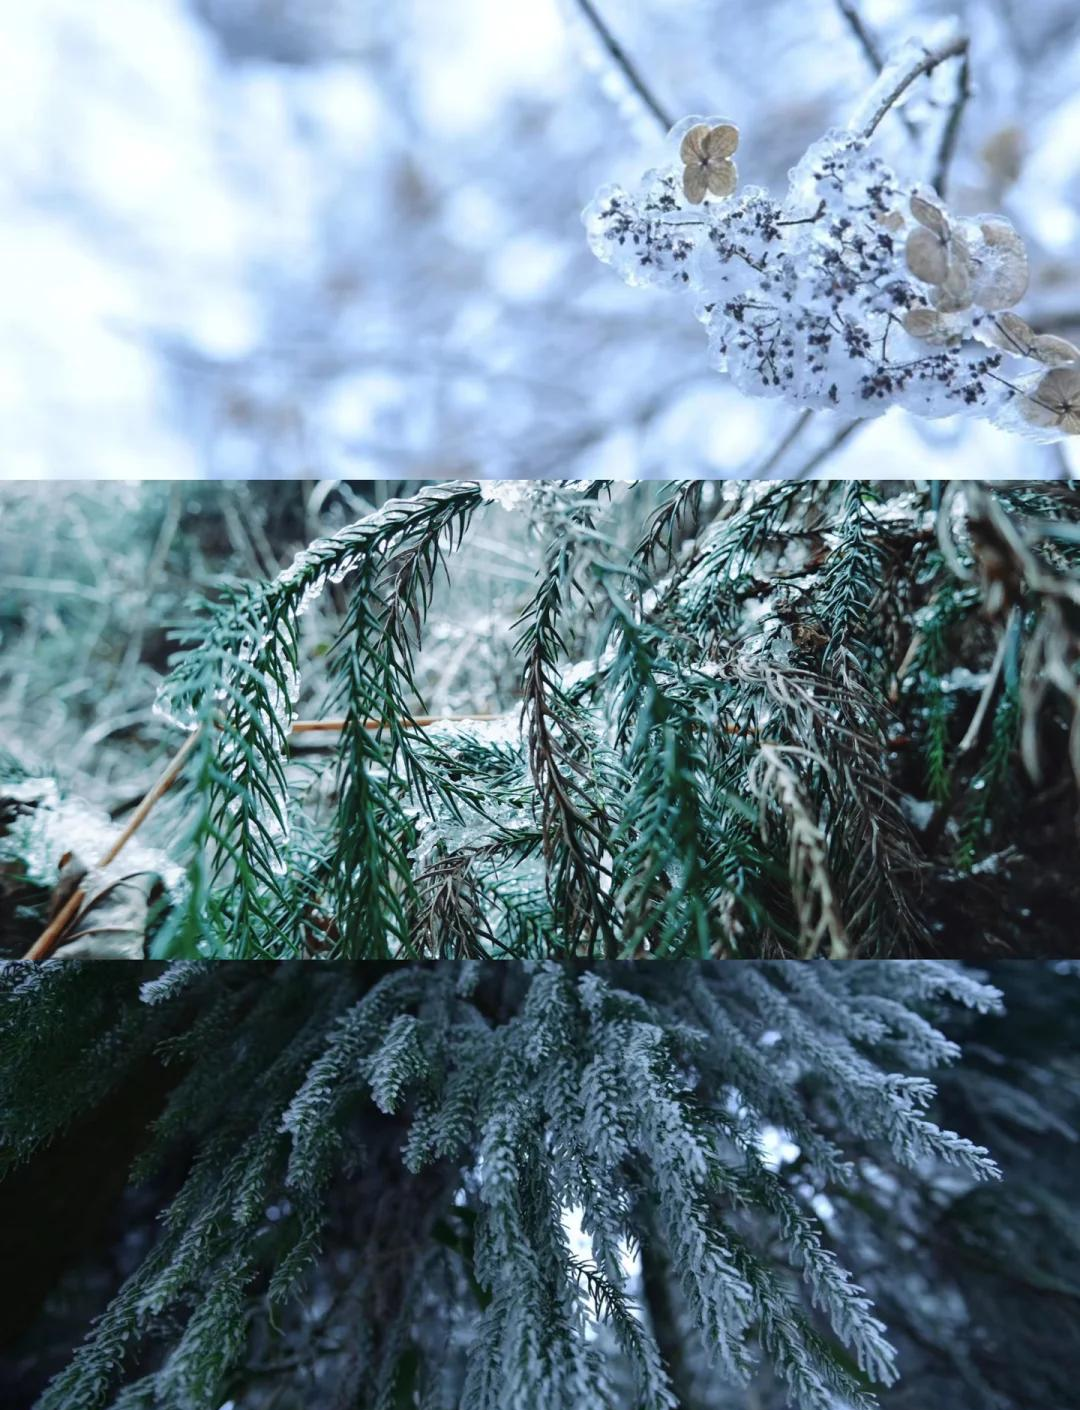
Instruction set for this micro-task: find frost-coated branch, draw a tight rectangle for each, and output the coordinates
[3,960,1006,1410]
[585,39,1080,442]
[22,480,1075,961]
[858,34,969,139]
[834,0,920,142]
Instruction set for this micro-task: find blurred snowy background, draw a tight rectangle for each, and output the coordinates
[2,0,1079,481]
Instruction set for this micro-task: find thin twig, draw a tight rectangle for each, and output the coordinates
[573,0,675,133]
[836,0,883,67]
[99,730,202,868]
[958,606,1018,755]
[834,0,919,141]
[931,51,972,198]
[291,714,500,734]
[790,420,863,480]
[756,410,817,478]
[23,890,86,962]
[775,199,827,227]
[861,35,969,140]
[23,730,202,960]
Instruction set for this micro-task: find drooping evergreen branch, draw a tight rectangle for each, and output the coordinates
[0,960,1008,1410]
[15,479,1077,961]
[326,484,486,957]
[517,485,624,957]
[155,483,484,957]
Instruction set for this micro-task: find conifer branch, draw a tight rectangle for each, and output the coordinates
[17,479,1076,961]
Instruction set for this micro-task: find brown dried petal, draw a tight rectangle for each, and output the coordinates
[706,158,737,198]
[910,193,950,238]
[704,123,739,159]
[1039,366,1080,404]
[981,126,1024,189]
[1028,334,1080,367]
[1021,368,1080,433]
[984,311,1034,355]
[680,124,711,164]
[873,208,906,232]
[973,219,1029,310]
[683,163,709,204]
[903,306,962,345]
[933,284,973,314]
[906,227,949,285]
[1019,394,1063,430]
[932,234,974,312]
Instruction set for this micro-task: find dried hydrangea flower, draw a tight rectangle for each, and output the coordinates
[902,305,966,346]
[585,105,1074,442]
[1019,367,1080,435]
[680,123,739,204]
[905,194,952,286]
[984,314,1080,367]
[971,218,1029,310]
[905,193,1028,315]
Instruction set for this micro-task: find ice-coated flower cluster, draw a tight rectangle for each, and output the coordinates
[584,115,1079,440]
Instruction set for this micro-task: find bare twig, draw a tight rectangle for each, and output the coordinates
[957,606,1017,754]
[756,410,816,478]
[291,714,500,734]
[573,0,675,133]
[23,729,201,960]
[790,420,863,480]
[835,0,919,141]
[836,0,883,67]
[861,35,969,140]
[23,890,87,962]
[931,50,972,198]
[98,730,202,869]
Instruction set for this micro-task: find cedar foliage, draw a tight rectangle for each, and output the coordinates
[118,478,1080,959]
[0,957,1033,1410]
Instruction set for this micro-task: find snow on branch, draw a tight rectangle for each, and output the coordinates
[584,37,1079,441]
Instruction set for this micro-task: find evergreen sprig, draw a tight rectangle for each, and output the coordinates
[0,958,1005,1410]
[39,479,1069,960]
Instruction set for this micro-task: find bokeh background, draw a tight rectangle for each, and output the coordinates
[0,479,553,839]
[3,0,1079,482]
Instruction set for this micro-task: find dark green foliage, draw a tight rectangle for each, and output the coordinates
[4,480,1080,960]
[1,957,1036,1410]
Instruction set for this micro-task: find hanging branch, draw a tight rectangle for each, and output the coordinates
[325,485,486,957]
[519,547,619,958]
[19,480,1080,962]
